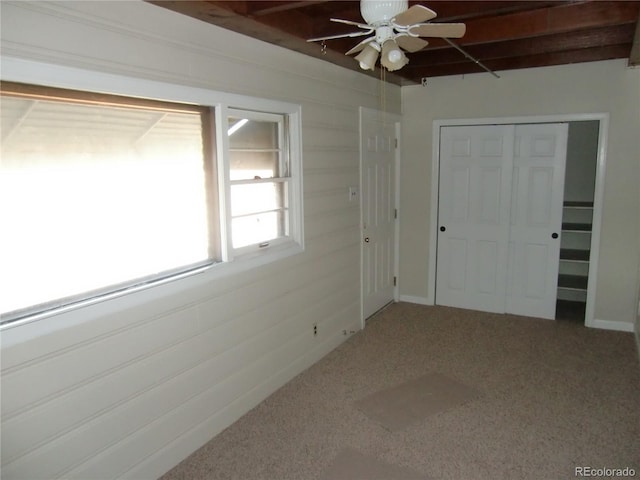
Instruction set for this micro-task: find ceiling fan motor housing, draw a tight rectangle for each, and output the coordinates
[375,25,395,44]
[360,0,409,25]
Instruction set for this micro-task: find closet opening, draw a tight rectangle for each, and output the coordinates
[428,114,608,328]
[555,120,599,324]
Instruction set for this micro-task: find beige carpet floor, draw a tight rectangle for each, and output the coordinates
[160,303,640,480]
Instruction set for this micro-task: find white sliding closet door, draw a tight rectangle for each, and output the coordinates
[436,123,568,319]
[436,125,515,313]
[506,124,568,319]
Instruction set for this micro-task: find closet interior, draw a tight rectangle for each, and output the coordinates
[555,121,599,323]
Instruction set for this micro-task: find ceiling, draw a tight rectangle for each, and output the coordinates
[149,1,640,85]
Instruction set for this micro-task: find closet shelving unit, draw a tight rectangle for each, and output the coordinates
[556,201,593,320]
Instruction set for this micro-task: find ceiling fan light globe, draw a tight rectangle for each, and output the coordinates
[355,45,379,70]
[360,0,408,25]
[386,56,408,71]
[387,49,402,63]
[380,39,408,71]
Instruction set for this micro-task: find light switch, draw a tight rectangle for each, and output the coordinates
[348,186,359,202]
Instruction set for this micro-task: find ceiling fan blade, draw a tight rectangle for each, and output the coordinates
[395,35,429,53]
[409,23,466,39]
[393,5,437,27]
[330,18,372,29]
[307,29,374,42]
[346,36,376,56]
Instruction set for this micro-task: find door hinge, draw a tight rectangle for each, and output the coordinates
[394,138,398,149]
[394,208,398,219]
[393,276,397,286]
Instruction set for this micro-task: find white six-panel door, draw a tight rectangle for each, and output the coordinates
[361,110,396,319]
[506,124,568,318]
[436,123,568,318]
[437,125,515,313]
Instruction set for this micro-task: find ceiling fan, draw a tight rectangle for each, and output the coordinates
[308,0,466,72]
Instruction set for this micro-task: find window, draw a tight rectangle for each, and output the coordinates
[227,110,291,251]
[0,80,303,324]
[0,82,217,321]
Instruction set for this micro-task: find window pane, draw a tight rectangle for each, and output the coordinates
[0,91,212,316]
[228,117,278,150]
[229,151,279,180]
[230,182,285,217]
[232,211,286,249]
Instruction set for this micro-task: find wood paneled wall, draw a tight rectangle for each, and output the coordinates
[0,2,400,478]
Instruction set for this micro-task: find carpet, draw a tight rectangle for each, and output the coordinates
[319,447,431,480]
[159,303,640,480]
[355,372,479,431]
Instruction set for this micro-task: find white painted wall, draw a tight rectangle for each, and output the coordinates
[0,2,400,479]
[399,60,640,328]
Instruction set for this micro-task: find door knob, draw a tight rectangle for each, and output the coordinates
[551,232,558,239]
[364,237,370,243]
[440,226,446,232]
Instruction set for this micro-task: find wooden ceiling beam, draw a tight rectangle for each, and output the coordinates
[411,44,631,78]
[209,1,249,15]
[246,9,315,39]
[406,24,636,67]
[425,1,566,22]
[459,1,640,46]
[246,1,332,17]
[309,5,367,38]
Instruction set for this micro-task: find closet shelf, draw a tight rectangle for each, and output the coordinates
[563,201,594,208]
[562,222,592,232]
[558,274,588,291]
[560,248,590,262]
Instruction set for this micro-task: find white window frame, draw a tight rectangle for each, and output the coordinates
[221,107,302,259]
[0,57,304,333]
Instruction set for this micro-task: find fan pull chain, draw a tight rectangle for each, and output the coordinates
[379,66,388,124]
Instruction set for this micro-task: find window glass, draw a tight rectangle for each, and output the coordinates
[227,111,290,250]
[228,117,278,150]
[230,183,285,217]
[229,151,280,180]
[0,83,215,319]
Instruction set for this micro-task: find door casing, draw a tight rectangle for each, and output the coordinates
[427,113,609,327]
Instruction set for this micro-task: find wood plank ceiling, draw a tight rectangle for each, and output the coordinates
[149,1,640,85]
